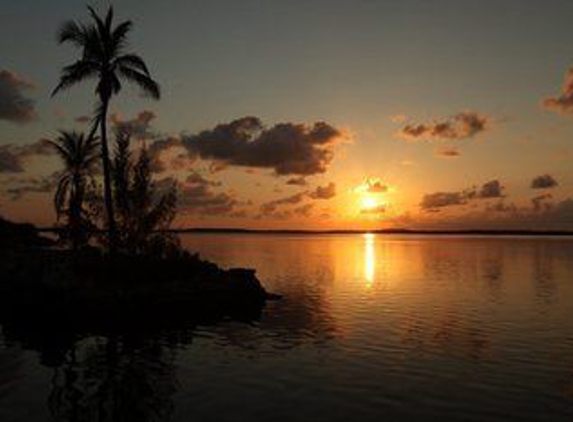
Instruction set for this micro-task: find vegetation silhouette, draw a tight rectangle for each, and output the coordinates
[110,128,179,257]
[0,9,279,399]
[49,131,100,251]
[53,5,160,253]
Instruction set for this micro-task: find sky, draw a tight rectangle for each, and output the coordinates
[2,0,573,230]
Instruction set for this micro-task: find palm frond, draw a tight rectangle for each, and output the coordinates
[118,66,160,99]
[111,21,133,54]
[104,6,114,33]
[57,20,87,46]
[115,54,149,75]
[52,60,99,96]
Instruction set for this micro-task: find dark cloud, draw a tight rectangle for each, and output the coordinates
[171,172,239,216]
[309,182,336,199]
[420,197,573,231]
[260,182,336,216]
[477,179,505,199]
[260,192,307,214]
[180,117,343,176]
[543,68,573,114]
[435,146,461,158]
[286,176,308,186]
[398,112,490,141]
[0,139,54,173]
[531,174,558,190]
[421,191,468,211]
[0,70,37,124]
[421,179,505,211]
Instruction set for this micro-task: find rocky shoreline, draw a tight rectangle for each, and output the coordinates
[0,217,280,328]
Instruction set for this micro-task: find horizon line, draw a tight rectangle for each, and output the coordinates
[36,226,573,236]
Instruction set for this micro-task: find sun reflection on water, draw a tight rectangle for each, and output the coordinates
[364,233,375,286]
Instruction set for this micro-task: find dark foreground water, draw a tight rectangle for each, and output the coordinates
[1,234,573,421]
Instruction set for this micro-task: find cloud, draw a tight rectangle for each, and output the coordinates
[148,136,193,173]
[286,176,308,186]
[4,171,61,200]
[110,110,157,139]
[477,179,505,199]
[0,139,54,173]
[531,174,558,189]
[355,178,388,194]
[0,147,24,173]
[366,179,387,193]
[435,146,461,158]
[420,179,505,211]
[260,192,307,214]
[486,201,517,213]
[180,117,344,176]
[421,191,468,211]
[173,172,239,216]
[531,193,553,212]
[419,197,573,231]
[309,182,336,199]
[259,182,336,217]
[293,203,314,217]
[0,70,37,124]
[543,67,573,114]
[398,112,490,141]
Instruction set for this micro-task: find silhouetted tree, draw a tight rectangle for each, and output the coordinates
[52,6,161,253]
[50,131,100,250]
[112,129,179,257]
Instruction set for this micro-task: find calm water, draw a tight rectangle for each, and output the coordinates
[1,234,573,421]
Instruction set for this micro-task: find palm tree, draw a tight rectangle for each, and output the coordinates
[52,6,160,252]
[50,131,100,250]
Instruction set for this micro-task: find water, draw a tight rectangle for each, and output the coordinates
[1,234,573,421]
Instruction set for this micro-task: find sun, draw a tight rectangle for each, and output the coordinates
[361,196,379,210]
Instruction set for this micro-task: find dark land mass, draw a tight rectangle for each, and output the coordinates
[0,217,280,338]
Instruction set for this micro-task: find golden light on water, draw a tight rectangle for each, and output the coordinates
[364,233,375,286]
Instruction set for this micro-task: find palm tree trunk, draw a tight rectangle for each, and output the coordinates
[99,98,117,254]
[70,175,81,252]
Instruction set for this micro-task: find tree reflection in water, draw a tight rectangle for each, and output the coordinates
[0,294,266,422]
[48,336,176,422]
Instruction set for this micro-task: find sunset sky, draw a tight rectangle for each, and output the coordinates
[2,0,573,229]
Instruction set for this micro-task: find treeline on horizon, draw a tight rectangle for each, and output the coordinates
[34,225,573,236]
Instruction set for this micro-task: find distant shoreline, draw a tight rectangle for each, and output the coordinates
[37,227,573,236]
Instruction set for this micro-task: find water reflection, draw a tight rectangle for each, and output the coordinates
[1,235,573,421]
[47,337,177,422]
[532,243,557,306]
[363,233,375,286]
